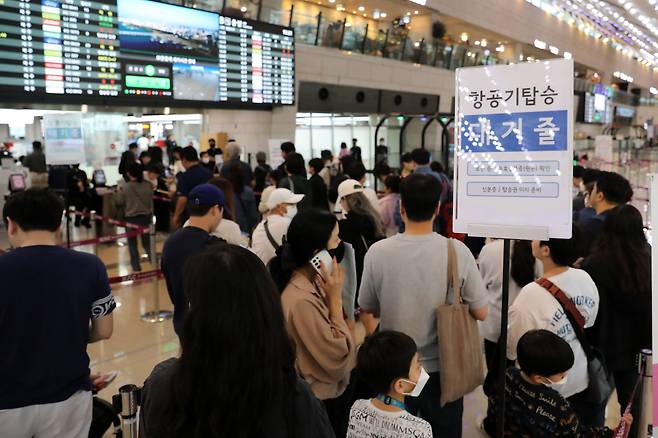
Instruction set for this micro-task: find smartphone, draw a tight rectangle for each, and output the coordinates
[310,249,333,279]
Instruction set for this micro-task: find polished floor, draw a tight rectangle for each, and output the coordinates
[1,219,623,437]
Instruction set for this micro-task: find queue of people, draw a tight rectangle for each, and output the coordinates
[143,140,650,436]
[0,137,649,438]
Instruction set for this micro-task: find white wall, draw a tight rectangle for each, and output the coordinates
[295,44,455,112]
[426,0,658,89]
[202,107,296,164]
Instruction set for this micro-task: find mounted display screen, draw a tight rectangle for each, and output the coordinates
[0,0,295,107]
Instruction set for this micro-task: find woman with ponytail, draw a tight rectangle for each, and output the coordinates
[269,209,356,437]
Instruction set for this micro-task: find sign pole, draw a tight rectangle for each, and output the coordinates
[496,238,511,438]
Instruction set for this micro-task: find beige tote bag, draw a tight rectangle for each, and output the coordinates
[436,239,485,406]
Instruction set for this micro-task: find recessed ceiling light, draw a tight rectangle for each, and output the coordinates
[380,12,387,17]
[358,5,365,11]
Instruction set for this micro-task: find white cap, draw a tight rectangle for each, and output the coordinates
[266,188,304,210]
[258,186,276,214]
[334,179,365,213]
[337,179,365,199]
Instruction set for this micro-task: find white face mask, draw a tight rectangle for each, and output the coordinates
[401,367,430,397]
[284,205,297,219]
[542,375,568,390]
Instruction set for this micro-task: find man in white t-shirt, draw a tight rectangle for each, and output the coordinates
[251,188,303,265]
[507,229,601,425]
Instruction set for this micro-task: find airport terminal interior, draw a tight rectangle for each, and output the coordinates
[1,0,658,437]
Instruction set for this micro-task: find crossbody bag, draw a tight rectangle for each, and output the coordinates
[535,277,613,405]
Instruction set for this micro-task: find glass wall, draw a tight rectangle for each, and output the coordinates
[295,113,388,169]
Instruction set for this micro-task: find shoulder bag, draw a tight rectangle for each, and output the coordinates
[264,220,281,251]
[436,238,485,406]
[535,277,614,405]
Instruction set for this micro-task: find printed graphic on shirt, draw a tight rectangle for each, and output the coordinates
[92,293,117,319]
[346,399,432,438]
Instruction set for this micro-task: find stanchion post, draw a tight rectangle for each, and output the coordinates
[496,239,511,438]
[66,206,73,248]
[90,210,98,257]
[140,218,172,323]
[637,349,653,438]
[112,384,140,438]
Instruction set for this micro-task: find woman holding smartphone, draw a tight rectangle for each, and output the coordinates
[269,209,356,437]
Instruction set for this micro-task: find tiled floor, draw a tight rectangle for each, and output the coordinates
[0,222,624,437]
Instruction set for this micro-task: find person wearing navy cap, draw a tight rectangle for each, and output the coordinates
[161,184,227,337]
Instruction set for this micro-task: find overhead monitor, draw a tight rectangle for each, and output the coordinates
[583,92,611,124]
[0,0,295,108]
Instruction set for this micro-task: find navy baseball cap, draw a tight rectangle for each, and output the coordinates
[188,184,227,210]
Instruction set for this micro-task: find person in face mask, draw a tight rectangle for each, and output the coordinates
[250,188,304,266]
[347,330,432,438]
[269,209,355,437]
[485,329,632,437]
[199,151,215,173]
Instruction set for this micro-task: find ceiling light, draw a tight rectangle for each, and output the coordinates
[480,39,487,47]
[650,86,658,94]
[534,39,547,49]
[362,13,367,17]
[549,45,559,54]
[460,32,468,42]
[240,5,247,12]
[406,11,411,15]
[563,51,572,59]
[496,44,505,52]
[380,12,387,17]
[358,5,364,11]
[329,0,335,3]
[414,10,419,14]
[474,40,481,46]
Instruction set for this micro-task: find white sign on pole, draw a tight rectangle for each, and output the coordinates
[454,58,574,240]
[43,113,86,165]
[268,139,288,168]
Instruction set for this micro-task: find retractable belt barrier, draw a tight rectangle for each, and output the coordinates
[65,210,149,249]
[66,210,172,322]
[108,269,163,285]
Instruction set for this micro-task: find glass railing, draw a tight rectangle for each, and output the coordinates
[289,8,502,71]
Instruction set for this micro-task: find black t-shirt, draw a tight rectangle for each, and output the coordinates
[139,358,334,438]
[578,211,609,256]
[161,227,221,336]
[254,163,272,193]
[486,368,613,437]
[177,164,212,198]
[0,246,115,409]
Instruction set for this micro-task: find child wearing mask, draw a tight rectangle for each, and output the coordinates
[485,329,631,437]
[347,330,432,438]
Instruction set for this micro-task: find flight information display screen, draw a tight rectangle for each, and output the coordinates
[0,0,295,107]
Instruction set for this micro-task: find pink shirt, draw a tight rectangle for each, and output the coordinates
[378,193,400,237]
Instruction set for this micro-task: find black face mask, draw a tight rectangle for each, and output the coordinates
[328,241,345,264]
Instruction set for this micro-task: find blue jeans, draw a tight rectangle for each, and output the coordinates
[406,371,464,438]
[126,215,152,272]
